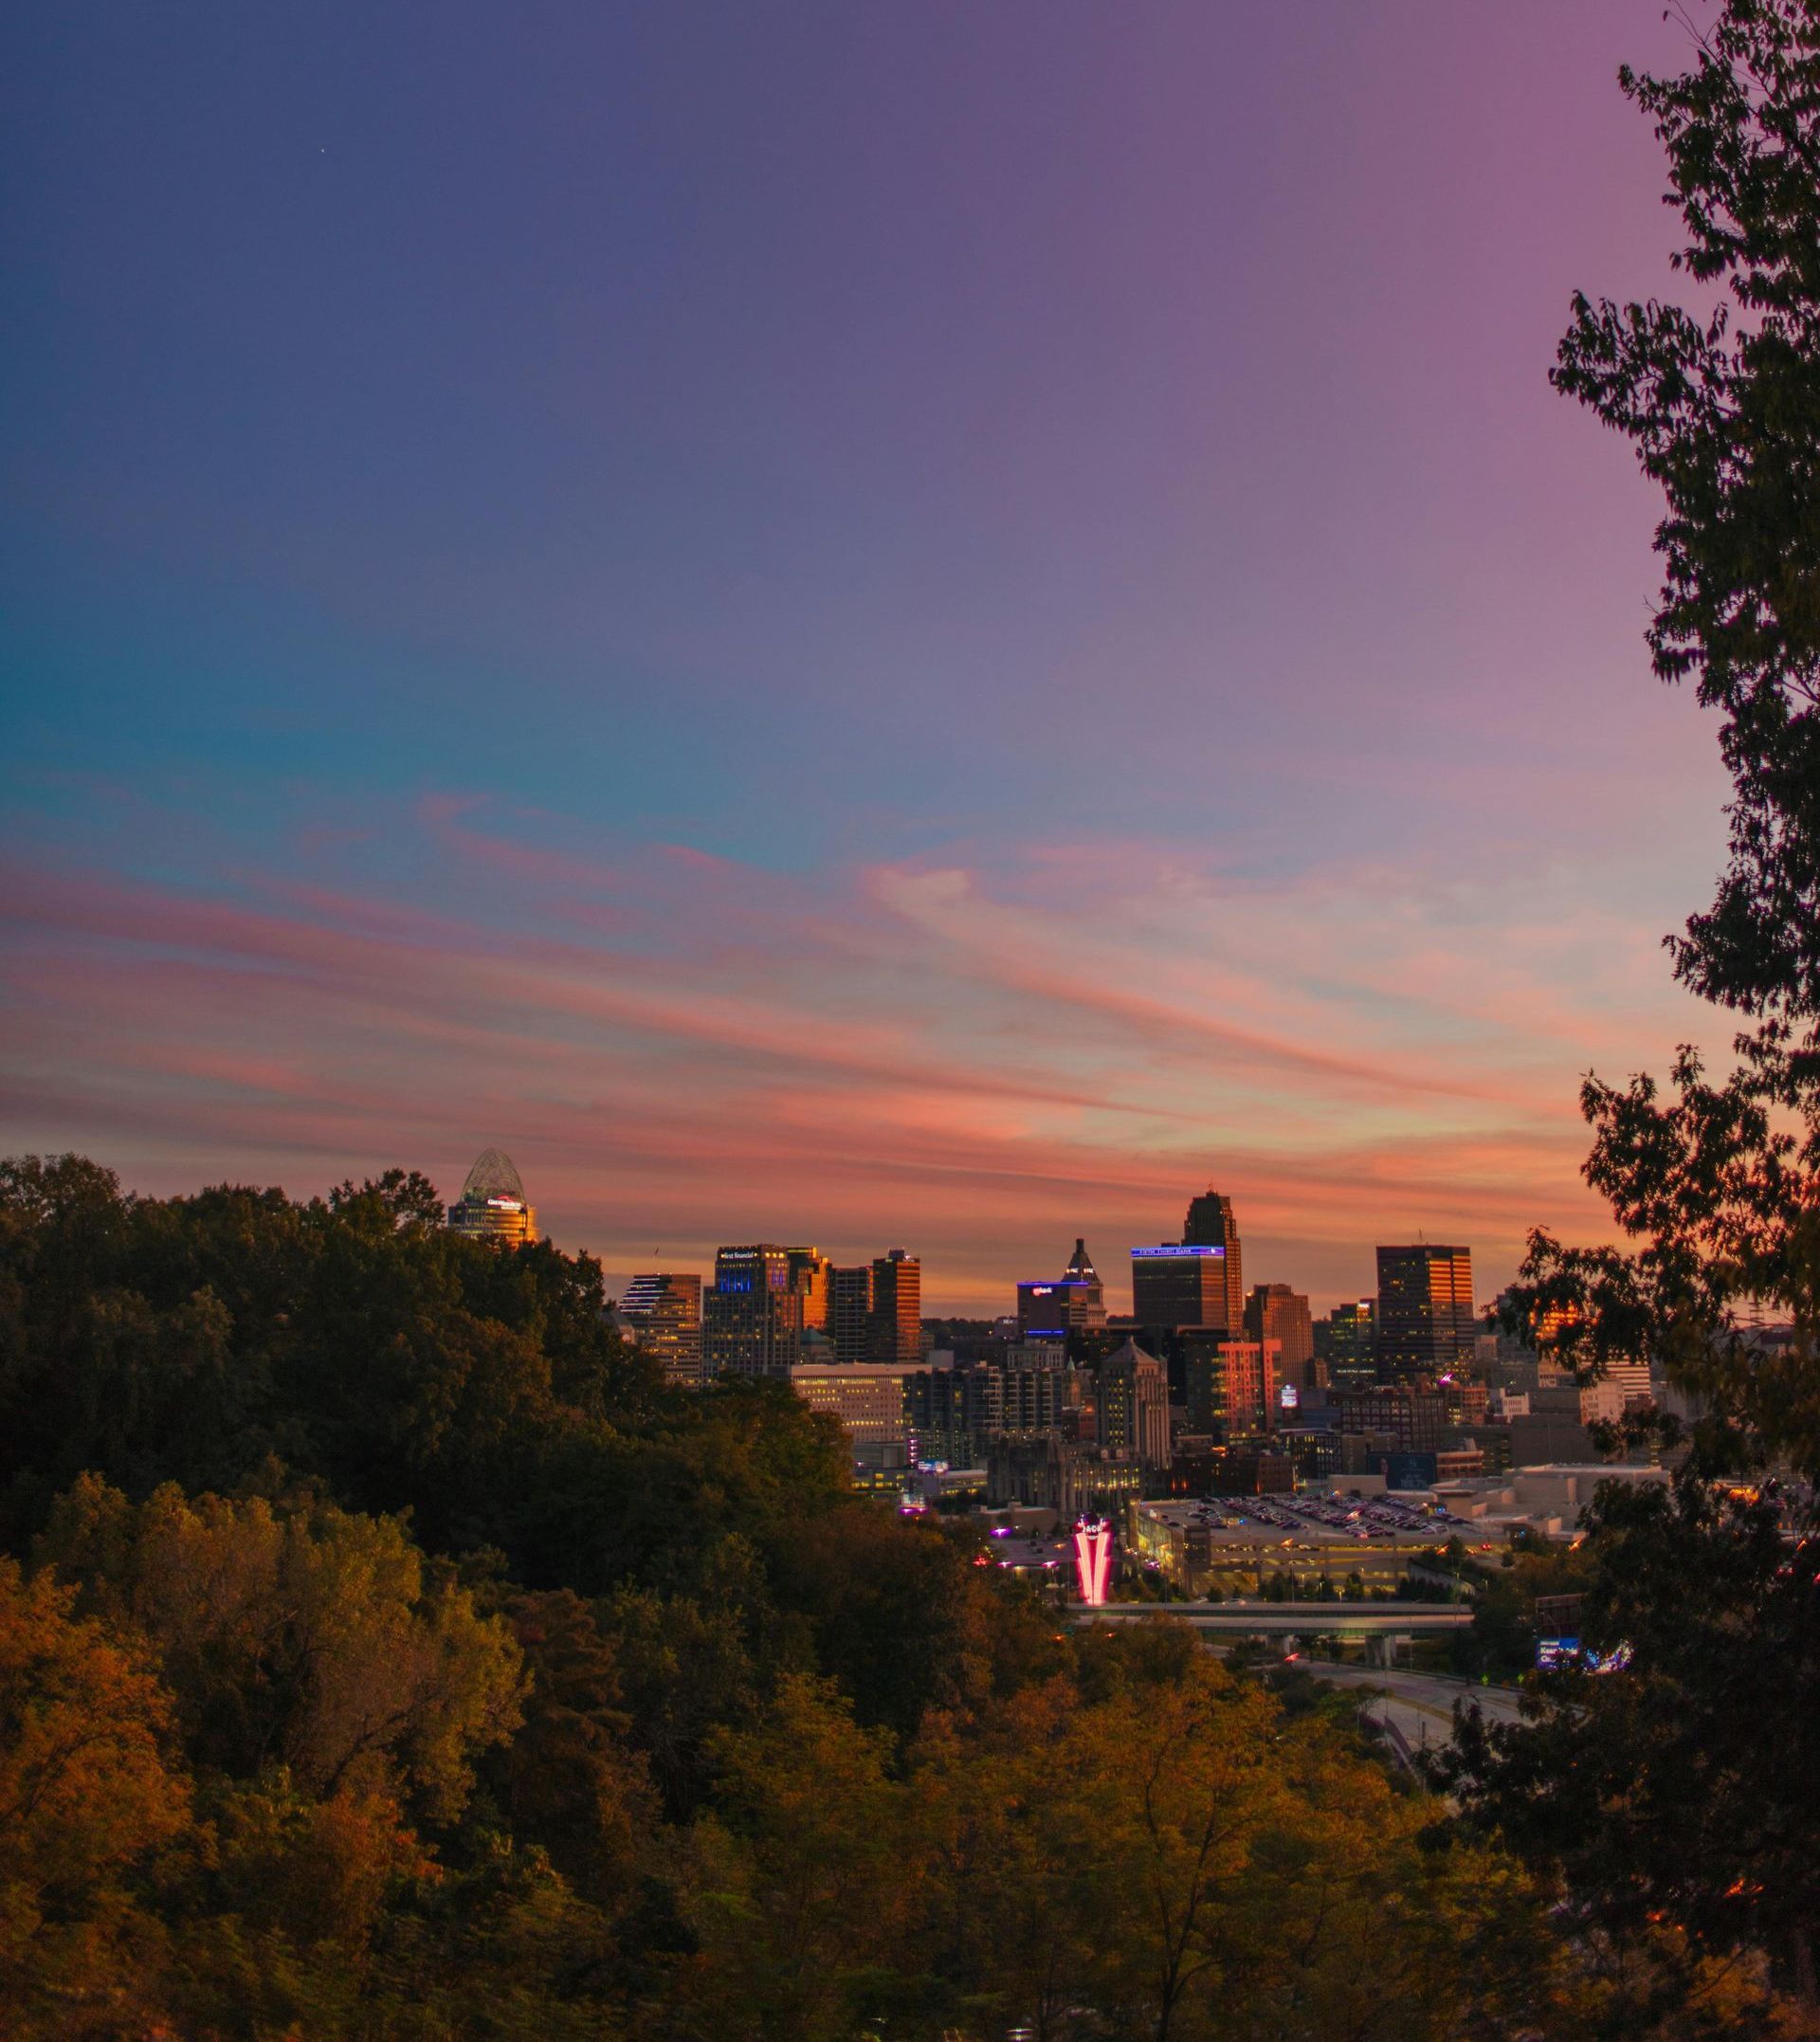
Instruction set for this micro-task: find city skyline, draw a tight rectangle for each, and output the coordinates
[2,4,1731,1315]
[465,1147,1421,1323]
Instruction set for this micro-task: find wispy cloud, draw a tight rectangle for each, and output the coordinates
[0,800,1718,1311]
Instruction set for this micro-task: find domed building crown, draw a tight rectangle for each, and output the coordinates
[450,1147,537,1247]
[462,1147,525,1204]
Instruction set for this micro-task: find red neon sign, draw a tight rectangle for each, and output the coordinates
[1072,1515,1113,1606]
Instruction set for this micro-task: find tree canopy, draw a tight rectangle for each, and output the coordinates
[1,1152,1735,2037]
[1458,6,1820,2019]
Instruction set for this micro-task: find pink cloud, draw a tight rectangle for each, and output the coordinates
[0,810,1723,1312]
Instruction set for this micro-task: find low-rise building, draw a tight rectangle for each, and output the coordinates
[1128,1492,1456,1598]
[986,1434,1150,1514]
[790,1362,909,1480]
[1430,1461,1668,1541]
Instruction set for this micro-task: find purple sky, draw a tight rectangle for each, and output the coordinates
[1,4,1736,1311]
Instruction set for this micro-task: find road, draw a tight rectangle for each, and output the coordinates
[1289,1660,1527,1768]
[1080,1599,1473,1638]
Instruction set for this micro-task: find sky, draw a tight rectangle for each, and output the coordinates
[0,3,1739,1313]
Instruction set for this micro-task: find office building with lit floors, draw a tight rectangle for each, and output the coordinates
[1098,1339,1171,1468]
[869,1249,921,1367]
[1318,1300,1377,1392]
[790,1362,911,1485]
[1246,1284,1314,1387]
[1221,1339,1283,1435]
[1016,1239,1108,1339]
[703,1244,805,1379]
[1375,1245,1475,1380]
[619,1272,703,1387]
[786,1247,831,1331]
[448,1148,537,1247]
[1182,1188,1245,1324]
[1129,1245,1235,1333]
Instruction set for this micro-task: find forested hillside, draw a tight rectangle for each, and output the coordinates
[3,1155,1797,2041]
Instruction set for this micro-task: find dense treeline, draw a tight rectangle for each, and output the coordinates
[2,1156,1802,2041]
[1432,7,1820,2027]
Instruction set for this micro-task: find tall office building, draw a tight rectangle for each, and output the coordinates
[619,1272,703,1387]
[1098,1340,1171,1467]
[828,1264,874,1365]
[869,1249,921,1368]
[1319,1300,1377,1393]
[448,1148,537,1248]
[1176,1192,1242,1331]
[1130,1245,1236,1333]
[1219,1339,1283,1434]
[1182,1188,1245,1327]
[1374,1246,1475,1381]
[905,1361,983,1466]
[1016,1238,1109,1338]
[1246,1285,1315,1388]
[703,1244,805,1380]
[786,1247,831,1330]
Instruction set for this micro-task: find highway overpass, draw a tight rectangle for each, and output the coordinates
[1075,1599,1474,1662]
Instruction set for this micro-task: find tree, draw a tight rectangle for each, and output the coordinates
[1520,0,1820,1466]
[482,1590,659,1907]
[682,1674,910,2041]
[1460,4,1820,2015]
[35,1476,523,1823]
[1556,0,1820,1034]
[0,1557,190,2033]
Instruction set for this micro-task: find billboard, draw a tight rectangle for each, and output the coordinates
[1379,1450,1438,1489]
[1072,1516,1114,1606]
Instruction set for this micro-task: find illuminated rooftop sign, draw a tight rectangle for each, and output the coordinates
[1131,1244,1224,1259]
[1073,1515,1113,1607]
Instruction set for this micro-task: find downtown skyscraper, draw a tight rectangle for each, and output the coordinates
[1128,1190,1245,1335]
[1374,1245,1475,1381]
[869,1248,921,1367]
[619,1270,703,1387]
[702,1244,804,1379]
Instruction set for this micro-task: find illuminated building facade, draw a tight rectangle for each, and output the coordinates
[1072,1516,1114,1606]
[786,1247,831,1330]
[1375,1245,1475,1381]
[1329,1384,1449,1454]
[1129,1245,1232,1331]
[1218,1340,1283,1434]
[1015,1238,1108,1338]
[703,1244,804,1379]
[1182,1188,1245,1326]
[869,1249,921,1367]
[1098,1339,1171,1467]
[790,1361,910,1468]
[1319,1300,1378,1392]
[448,1148,537,1247]
[619,1271,703,1387]
[1246,1284,1315,1387]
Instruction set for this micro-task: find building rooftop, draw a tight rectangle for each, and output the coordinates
[461,1147,525,1203]
[1135,1492,1458,1547]
[789,1361,912,1380]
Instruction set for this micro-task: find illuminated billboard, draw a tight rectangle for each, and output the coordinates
[1072,1515,1114,1606]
